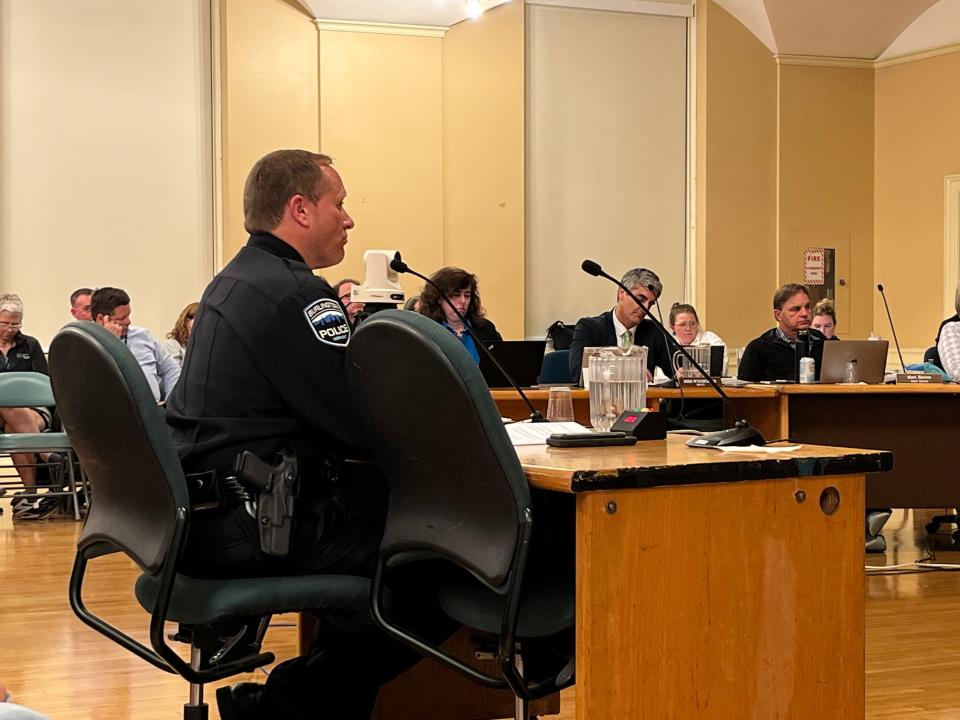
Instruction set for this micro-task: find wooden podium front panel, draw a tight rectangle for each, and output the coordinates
[576,473,865,720]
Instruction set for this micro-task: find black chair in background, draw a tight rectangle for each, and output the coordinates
[347,311,575,720]
[49,321,371,720]
[538,349,574,384]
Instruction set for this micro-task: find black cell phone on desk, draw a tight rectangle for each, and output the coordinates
[547,432,637,447]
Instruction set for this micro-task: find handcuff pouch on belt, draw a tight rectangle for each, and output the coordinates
[185,448,299,557]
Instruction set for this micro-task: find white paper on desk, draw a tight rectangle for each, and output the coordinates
[716,444,802,453]
[506,422,590,446]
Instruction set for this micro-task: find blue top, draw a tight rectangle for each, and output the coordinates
[442,322,480,364]
[123,326,182,402]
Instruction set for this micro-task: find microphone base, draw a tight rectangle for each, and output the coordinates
[685,423,766,448]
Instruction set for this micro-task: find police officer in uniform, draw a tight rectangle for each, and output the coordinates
[166,150,436,719]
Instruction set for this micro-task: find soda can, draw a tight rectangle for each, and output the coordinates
[799,357,816,384]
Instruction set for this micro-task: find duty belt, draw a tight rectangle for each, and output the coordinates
[184,447,300,557]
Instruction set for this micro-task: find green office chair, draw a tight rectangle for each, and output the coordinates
[49,321,371,720]
[0,371,83,518]
[347,311,575,720]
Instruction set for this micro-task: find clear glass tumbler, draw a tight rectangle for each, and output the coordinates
[546,386,575,422]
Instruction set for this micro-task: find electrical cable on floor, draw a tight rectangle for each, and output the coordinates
[865,557,960,574]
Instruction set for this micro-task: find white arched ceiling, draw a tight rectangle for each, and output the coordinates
[880,1,960,60]
[713,0,957,60]
[295,0,510,26]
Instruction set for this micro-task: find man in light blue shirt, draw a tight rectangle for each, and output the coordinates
[90,287,180,403]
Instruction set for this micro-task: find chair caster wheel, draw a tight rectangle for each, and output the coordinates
[926,523,940,535]
[951,531,960,544]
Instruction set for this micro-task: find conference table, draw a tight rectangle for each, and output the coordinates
[360,434,891,719]
[493,383,960,508]
[516,436,890,719]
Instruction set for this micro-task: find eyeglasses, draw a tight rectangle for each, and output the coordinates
[0,322,22,329]
[674,321,699,329]
[339,295,352,305]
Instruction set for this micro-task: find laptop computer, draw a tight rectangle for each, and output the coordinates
[479,340,547,388]
[819,340,889,384]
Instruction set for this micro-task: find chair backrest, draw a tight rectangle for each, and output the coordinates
[539,349,573,384]
[924,345,943,370]
[48,322,189,573]
[346,311,530,590]
[0,372,55,408]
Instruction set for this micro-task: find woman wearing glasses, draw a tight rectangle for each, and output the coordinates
[163,301,199,366]
[668,303,727,375]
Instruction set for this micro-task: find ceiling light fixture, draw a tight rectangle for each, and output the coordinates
[466,0,483,19]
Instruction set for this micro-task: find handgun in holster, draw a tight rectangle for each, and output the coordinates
[233,448,299,557]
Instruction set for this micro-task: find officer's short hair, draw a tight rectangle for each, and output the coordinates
[90,287,130,320]
[773,283,810,310]
[244,150,334,234]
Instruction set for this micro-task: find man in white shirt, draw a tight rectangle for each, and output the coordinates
[90,287,180,403]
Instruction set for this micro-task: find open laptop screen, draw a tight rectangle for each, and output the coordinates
[819,340,889,384]
[478,340,547,388]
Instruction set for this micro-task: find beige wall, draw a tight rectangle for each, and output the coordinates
[443,1,524,338]
[697,0,778,349]
[875,51,960,349]
[0,0,213,346]
[318,29,443,300]
[778,64,874,339]
[220,0,319,264]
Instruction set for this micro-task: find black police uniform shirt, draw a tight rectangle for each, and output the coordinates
[0,333,48,374]
[165,232,360,480]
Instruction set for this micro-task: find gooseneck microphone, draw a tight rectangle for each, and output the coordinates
[581,259,765,447]
[391,253,546,423]
[877,283,906,373]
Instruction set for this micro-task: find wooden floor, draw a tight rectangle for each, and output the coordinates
[4,500,960,719]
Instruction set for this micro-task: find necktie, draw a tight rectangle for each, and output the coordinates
[620,330,633,349]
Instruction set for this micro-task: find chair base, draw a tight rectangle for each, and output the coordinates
[183,702,208,720]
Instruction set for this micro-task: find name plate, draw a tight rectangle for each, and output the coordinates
[896,372,944,384]
[678,377,715,387]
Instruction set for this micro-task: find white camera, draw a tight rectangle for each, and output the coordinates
[350,250,405,306]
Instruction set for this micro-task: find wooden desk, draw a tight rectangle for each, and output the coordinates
[490,385,780,432]
[494,383,960,508]
[515,436,892,720]
[772,383,960,507]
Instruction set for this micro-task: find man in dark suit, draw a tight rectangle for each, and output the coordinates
[568,267,673,382]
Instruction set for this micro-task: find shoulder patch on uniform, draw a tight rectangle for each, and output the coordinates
[303,297,351,347]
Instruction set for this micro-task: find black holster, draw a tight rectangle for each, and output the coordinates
[233,447,300,557]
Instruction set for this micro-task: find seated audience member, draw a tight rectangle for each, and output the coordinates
[811,298,839,339]
[669,302,727,375]
[68,288,93,321]
[737,283,827,382]
[91,287,181,403]
[418,267,501,363]
[403,295,420,312]
[163,302,199,365]
[568,267,673,382]
[334,277,364,324]
[935,282,960,378]
[0,294,61,521]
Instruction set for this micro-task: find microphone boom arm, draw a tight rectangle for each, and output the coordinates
[391,253,546,423]
[581,259,765,447]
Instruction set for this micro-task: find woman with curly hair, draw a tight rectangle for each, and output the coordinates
[163,301,199,365]
[418,267,501,363]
